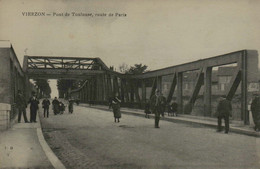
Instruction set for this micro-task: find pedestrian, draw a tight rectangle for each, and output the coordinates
[42,96,50,118]
[111,94,121,123]
[59,101,65,114]
[171,101,178,117]
[144,101,151,118]
[150,89,164,128]
[28,91,39,123]
[16,90,29,123]
[52,97,60,115]
[251,94,260,131]
[216,96,232,134]
[68,98,74,114]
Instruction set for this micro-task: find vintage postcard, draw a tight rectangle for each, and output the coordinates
[0,0,260,168]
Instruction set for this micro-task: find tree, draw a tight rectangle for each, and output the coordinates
[33,79,51,98]
[118,63,129,73]
[57,79,84,98]
[118,63,148,74]
[126,64,148,74]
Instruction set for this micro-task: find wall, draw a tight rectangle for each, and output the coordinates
[0,47,11,104]
[0,42,28,130]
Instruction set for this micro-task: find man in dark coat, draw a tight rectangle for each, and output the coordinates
[150,89,164,128]
[52,97,60,115]
[251,94,260,131]
[42,97,50,118]
[28,92,39,123]
[216,96,232,133]
[16,90,29,123]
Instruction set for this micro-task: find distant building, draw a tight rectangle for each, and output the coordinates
[217,67,237,94]
[161,66,259,97]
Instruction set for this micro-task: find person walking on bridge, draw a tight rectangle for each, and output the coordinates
[52,97,60,115]
[111,94,121,123]
[216,96,232,134]
[150,89,164,128]
[68,98,74,114]
[251,94,260,131]
[42,97,50,118]
[16,90,29,123]
[28,91,39,123]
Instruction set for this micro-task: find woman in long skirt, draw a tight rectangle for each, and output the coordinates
[112,96,121,123]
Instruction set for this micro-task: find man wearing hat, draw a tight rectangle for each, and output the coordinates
[216,96,232,133]
[16,90,29,123]
[251,93,260,131]
[42,96,50,118]
[28,91,39,123]
[150,89,164,128]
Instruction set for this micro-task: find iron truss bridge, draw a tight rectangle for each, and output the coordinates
[23,56,116,79]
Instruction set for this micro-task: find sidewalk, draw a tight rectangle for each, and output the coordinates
[0,110,65,169]
[81,103,260,137]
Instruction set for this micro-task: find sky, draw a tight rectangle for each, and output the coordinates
[0,0,260,97]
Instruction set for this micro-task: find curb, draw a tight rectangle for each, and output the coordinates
[85,105,260,137]
[37,114,66,169]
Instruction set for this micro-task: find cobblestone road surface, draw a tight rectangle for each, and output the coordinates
[40,105,260,169]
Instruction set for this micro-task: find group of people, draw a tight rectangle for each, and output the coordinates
[51,97,65,115]
[216,94,260,134]
[108,89,260,134]
[145,89,178,128]
[17,88,260,134]
[16,90,39,123]
[16,90,75,123]
[109,89,176,128]
[44,97,75,116]
[145,93,178,119]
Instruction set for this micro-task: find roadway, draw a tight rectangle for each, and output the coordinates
[40,104,260,169]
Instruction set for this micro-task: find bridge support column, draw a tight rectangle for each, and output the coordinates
[82,84,86,103]
[150,78,157,99]
[177,72,183,114]
[241,51,248,125]
[102,75,107,101]
[204,67,212,116]
[166,73,177,103]
[113,77,119,96]
[129,80,134,103]
[141,80,146,105]
[107,74,113,98]
[134,80,140,103]
[92,78,97,102]
[120,78,125,103]
[96,75,103,102]
[101,75,105,101]
[122,79,129,103]
[87,81,91,102]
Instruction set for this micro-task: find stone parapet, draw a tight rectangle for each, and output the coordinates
[0,103,11,131]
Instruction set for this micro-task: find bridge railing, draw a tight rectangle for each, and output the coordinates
[70,50,259,125]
